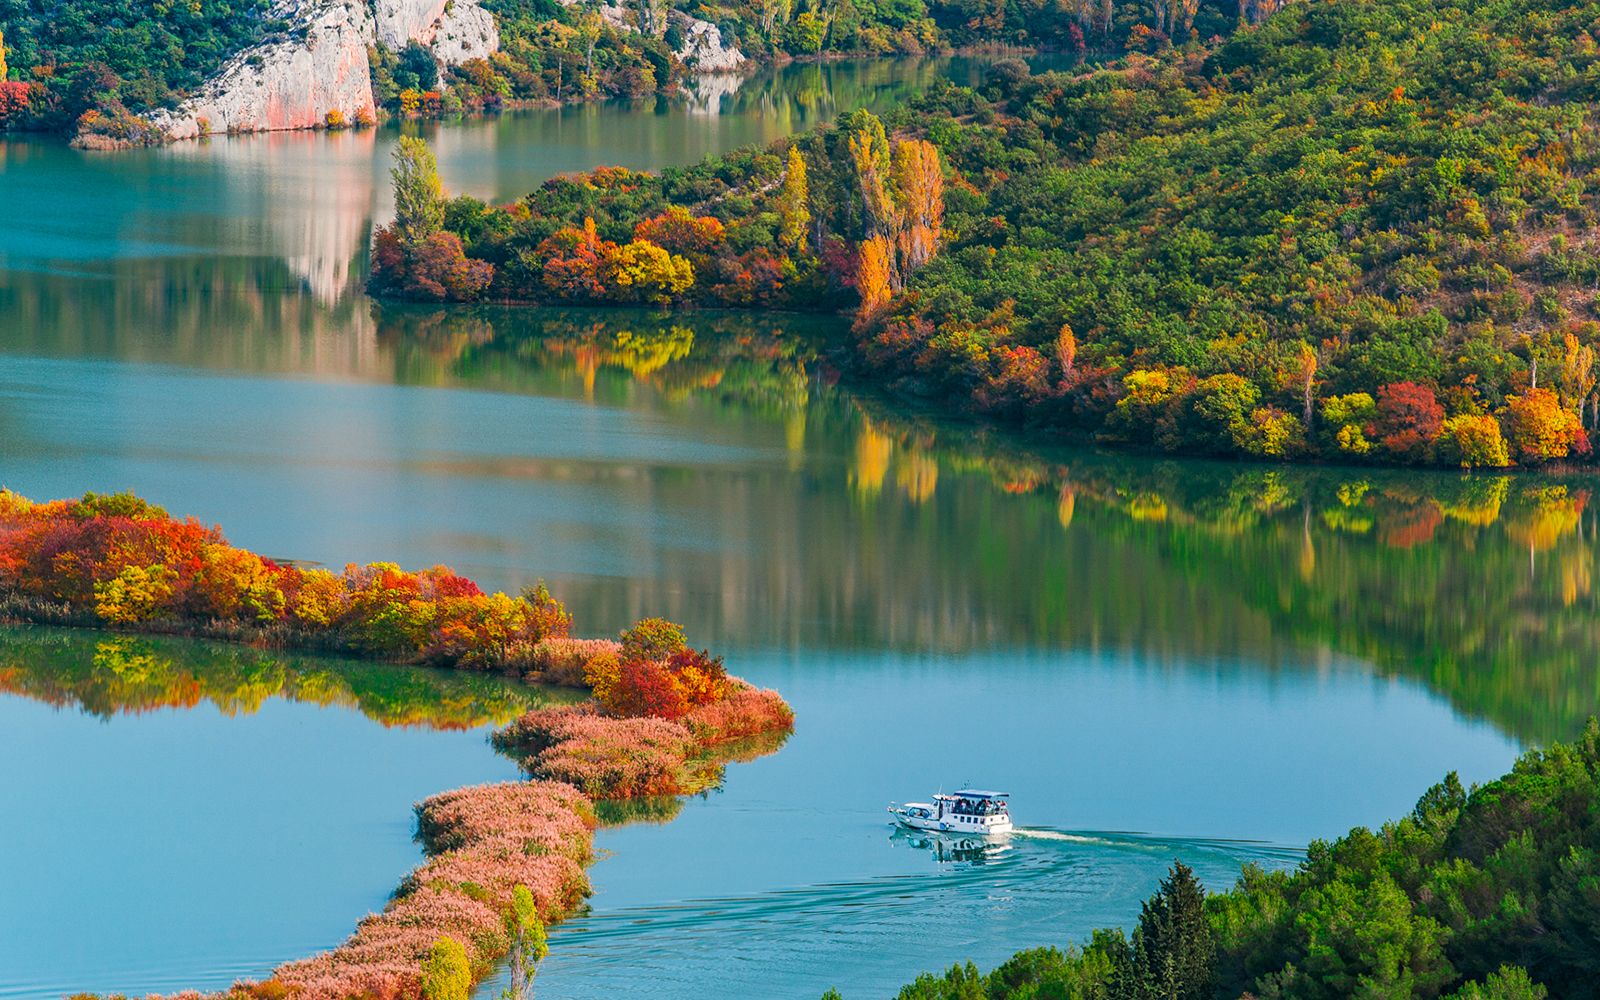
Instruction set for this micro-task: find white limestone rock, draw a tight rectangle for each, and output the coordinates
[154,0,377,140]
[672,12,745,73]
[374,0,498,65]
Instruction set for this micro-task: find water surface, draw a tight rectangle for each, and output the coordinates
[0,53,1581,1000]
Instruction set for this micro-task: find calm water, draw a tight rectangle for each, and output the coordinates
[0,54,1581,1000]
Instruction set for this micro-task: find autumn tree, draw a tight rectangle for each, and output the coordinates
[502,885,548,1000]
[1374,381,1444,462]
[1559,333,1596,426]
[392,136,445,245]
[605,239,694,304]
[0,29,8,80]
[1440,414,1510,468]
[779,146,811,253]
[845,110,894,240]
[891,138,944,274]
[856,235,894,323]
[1506,387,1586,463]
[1293,341,1318,426]
[1057,323,1077,378]
[538,217,614,301]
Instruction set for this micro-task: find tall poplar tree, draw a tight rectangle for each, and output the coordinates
[392,135,445,246]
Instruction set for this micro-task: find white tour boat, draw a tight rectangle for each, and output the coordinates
[889,789,1012,836]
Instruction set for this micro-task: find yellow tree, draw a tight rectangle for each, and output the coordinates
[0,29,8,80]
[891,138,943,275]
[846,111,895,240]
[779,146,811,253]
[1560,332,1596,426]
[1293,340,1318,426]
[856,235,894,322]
[1056,323,1077,377]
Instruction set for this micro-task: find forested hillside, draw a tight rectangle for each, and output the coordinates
[866,722,1600,999]
[393,0,1600,467]
[0,0,1252,137]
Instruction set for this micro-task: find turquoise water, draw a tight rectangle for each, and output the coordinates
[0,54,1568,1000]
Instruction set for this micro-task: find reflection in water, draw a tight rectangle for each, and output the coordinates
[0,625,577,728]
[2,287,1598,744]
[889,828,1014,865]
[0,55,1046,304]
[0,627,535,1000]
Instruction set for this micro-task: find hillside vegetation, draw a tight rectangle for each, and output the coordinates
[391,0,1600,467]
[0,0,1253,135]
[858,721,1600,999]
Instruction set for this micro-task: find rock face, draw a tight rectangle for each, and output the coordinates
[374,0,498,65]
[153,0,497,141]
[672,12,744,74]
[155,0,376,140]
[555,0,745,73]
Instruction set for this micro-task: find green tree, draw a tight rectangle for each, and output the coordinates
[393,136,445,246]
[1447,966,1548,1000]
[1117,861,1215,999]
[420,936,472,1000]
[502,884,548,1000]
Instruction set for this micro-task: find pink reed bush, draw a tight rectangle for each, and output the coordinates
[683,684,795,745]
[494,705,696,797]
[524,637,622,685]
[257,781,597,1000]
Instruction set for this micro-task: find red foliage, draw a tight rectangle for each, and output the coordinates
[0,490,571,669]
[975,345,1052,415]
[537,218,614,301]
[403,231,494,302]
[606,658,691,719]
[0,81,37,125]
[633,207,725,258]
[711,248,787,306]
[1373,381,1444,461]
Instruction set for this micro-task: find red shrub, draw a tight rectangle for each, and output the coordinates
[1373,382,1444,461]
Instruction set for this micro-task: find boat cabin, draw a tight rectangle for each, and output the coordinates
[932,790,1009,829]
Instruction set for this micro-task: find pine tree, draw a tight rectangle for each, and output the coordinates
[1117,862,1216,1000]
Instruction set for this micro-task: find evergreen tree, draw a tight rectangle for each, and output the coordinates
[1118,862,1216,1000]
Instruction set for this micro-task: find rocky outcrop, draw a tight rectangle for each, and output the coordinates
[151,0,496,141]
[671,12,744,74]
[374,0,498,65]
[555,0,746,72]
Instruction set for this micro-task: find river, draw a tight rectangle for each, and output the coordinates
[0,56,1577,1000]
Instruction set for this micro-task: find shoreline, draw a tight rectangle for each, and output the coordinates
[0,491,795,998]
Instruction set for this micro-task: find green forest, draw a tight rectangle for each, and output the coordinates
[381,0,1600,468]
[854,721,1600,999]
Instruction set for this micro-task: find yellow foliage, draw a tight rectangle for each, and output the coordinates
[607,240,694,304]
[290,568,347,628]
[94,565,177,624]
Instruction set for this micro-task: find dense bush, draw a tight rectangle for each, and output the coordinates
[0,489,573,669]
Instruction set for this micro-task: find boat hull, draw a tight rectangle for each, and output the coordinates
[890,810,1013,837]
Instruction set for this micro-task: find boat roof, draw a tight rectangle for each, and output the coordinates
[935,789,1009,800]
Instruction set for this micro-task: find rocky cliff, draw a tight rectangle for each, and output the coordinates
[153,0,497,140]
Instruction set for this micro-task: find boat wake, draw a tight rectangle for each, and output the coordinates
[514,824,1305,999]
